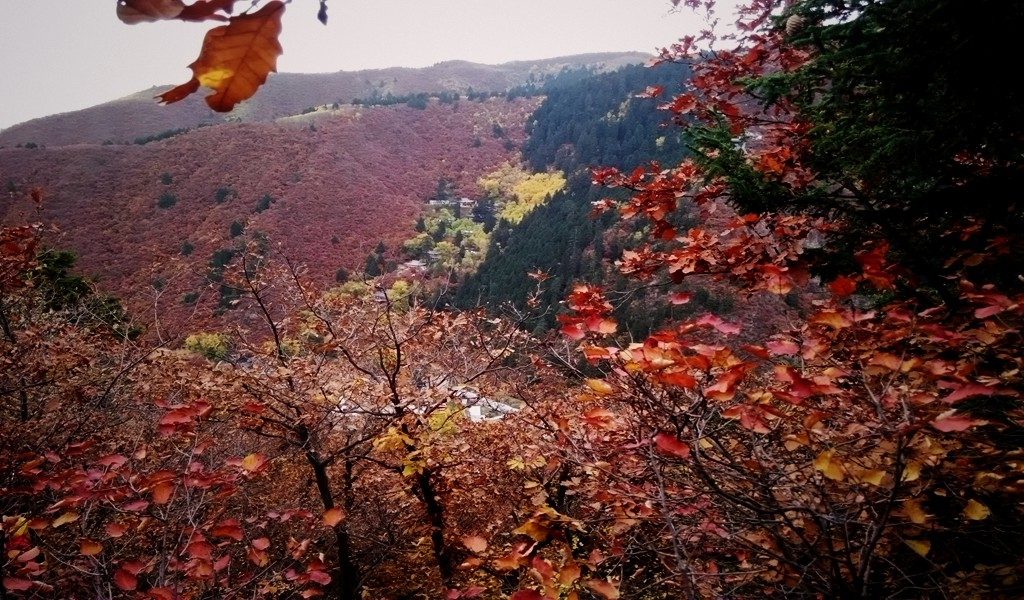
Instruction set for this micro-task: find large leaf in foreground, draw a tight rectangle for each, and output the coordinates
[158,1,284,111]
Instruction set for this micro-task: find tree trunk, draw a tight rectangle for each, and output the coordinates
[307,449,360,600]
[415,468,452,583]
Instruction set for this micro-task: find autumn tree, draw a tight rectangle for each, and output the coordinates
[483,0,1024,598]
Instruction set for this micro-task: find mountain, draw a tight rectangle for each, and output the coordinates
[0,53,648,148]
[0,53,656,336]
[2,99,541,333]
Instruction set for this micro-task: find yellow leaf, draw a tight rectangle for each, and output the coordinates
[813,450,845,481]
[901,461,922,482]
[904,539,931,557]
[512,520,551,542]
[855,469,886,486]
[963,499,991,521]
[241,452,266,473]
[585,378,614,396]
[902,499,929,525]
[158,1,285,112]
[52,511,79,528]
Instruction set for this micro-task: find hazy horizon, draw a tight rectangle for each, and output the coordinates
[0,0,731,130]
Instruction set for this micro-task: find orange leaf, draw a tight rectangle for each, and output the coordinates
[868,352,902,371]
[586,578,621,599]
[151,481,174,504]
[809,310,852,329]
[902,499,929,524]
[80,539,103,556]
[557,562,581,587]
[323,508,345,527]
[585,315,618,334]
[462,535,488,553]
[159,1,285,112]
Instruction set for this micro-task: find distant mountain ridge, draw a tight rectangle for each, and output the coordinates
[0,52,649,147]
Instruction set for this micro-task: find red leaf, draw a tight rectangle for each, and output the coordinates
[113,568,138,591]
[561,323,586,340]
[658,370,697,388]
[931,411,983,432]
[211,518,244,541]
[122,499,150,512]
[654,433,690,459]
[942,383,999,404]
[974,304,1004,319]
[765,338,799,356]
[828,276,857,297]
[252,537,271,550]
[510,590,544,600]
[703,366,746,401]
[105,518,129,536]
[3,578,34,591]
[669,291,692,305]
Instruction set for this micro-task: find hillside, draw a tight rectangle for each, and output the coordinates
[1,98,537,334]
[0,52,647,148]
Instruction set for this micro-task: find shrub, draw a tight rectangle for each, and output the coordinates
[183,332,229,361]
[254,194,273,213]
[157,192,177,208]
[214,187,236,203]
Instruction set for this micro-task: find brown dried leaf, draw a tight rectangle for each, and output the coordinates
[117,0,185,24]
[158,1,285,112]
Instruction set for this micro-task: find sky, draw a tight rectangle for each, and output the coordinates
[0,1,727,130]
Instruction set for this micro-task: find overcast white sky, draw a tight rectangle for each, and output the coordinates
[0,1,728,130]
